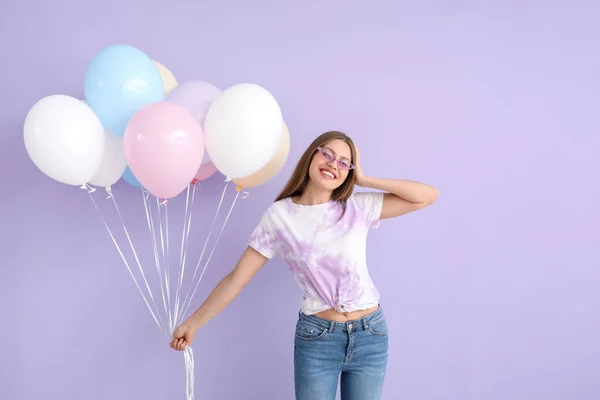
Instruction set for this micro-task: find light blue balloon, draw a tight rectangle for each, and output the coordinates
[84,44,164,136]
[122,166,142,188]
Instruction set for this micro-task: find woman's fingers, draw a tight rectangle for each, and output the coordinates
[169,338,189,351]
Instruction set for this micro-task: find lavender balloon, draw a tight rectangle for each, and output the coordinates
[166,81,222,182]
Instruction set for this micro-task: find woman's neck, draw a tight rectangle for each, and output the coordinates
[295,184,332,206]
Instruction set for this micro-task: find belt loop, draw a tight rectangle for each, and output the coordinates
[329,321,335,333]
[362,317,369,331]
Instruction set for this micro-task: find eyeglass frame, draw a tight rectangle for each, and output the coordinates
[315,147,356,171]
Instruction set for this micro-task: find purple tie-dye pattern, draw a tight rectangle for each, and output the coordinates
[280,240,363,309]
[314,200,366,233]
[338,201,361,230]
[248,211,282,259]
[306,253,363,308]
[251,226,273,251]
[248,192,384,314]
[353,191,383,228]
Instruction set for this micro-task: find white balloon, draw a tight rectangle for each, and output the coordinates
[24,95,106,185]
[204,83,283,179]
[88,133,127,187]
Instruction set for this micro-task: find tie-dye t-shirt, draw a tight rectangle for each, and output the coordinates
[248,191,385,315]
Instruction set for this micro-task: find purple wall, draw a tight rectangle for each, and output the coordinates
[2,1,599,399]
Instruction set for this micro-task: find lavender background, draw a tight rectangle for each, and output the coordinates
[1,1,599,399]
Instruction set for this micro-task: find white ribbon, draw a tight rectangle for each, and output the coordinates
[178,182,241,325]
[85,179,245,400]
[174,184,197,326]
[184,346,195,400]
[177,180,231,325]
[141,188,172,334]
[82,184,165,335]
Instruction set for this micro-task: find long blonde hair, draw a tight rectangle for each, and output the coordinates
[275,131,357,203]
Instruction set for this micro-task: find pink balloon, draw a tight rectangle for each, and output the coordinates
[123,102,204,199]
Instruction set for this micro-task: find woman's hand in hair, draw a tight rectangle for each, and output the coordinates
[353,145,366,186]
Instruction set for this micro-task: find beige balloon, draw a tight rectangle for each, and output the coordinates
[233,123,290,188]
[153,61,178,96]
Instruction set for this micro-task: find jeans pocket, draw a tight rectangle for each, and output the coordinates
[366,315,388,336]
[295,320,328,342]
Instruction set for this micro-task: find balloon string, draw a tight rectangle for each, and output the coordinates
[177,181,230,324]
[142,188,171,336]
[108,188,167,332]
[174,183,198,327]
[156,197,174,333]
[84,185,166,336]
[140,188,195,400]
[178,185,192,281]
[90,184,195,399]
[165,199,174,331]
[179,187,241,325]
[174,185,192,327]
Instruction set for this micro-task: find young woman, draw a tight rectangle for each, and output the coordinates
[170,131,439,399]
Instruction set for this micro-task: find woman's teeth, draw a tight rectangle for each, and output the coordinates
[320,169,335,179]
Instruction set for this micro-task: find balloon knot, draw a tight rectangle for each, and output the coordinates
[159,199,168,206]
[80,184,96,193]
[236,185,243,192]
[191,178,198,185]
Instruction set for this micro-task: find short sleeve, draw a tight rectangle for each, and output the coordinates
[352,191,384,229]
[248,209,280,259]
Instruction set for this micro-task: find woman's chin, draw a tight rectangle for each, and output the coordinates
[308,172,342,192]
[316,177,342,191]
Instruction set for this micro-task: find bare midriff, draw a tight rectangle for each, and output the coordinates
[314,304,380,323]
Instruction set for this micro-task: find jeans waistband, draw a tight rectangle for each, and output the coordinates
[298,305,384,333]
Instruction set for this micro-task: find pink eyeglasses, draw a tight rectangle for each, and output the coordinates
[316,147,355,171]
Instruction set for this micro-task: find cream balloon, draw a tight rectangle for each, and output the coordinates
[153,61,178,96]
[233,123,290,188]
[88,133,127,187]
[80,99,127,187]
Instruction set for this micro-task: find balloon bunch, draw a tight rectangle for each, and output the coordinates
[24,44,290,198]
[22,44,291,400]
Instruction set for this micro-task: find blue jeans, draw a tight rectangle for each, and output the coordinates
[294,306,388,400]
